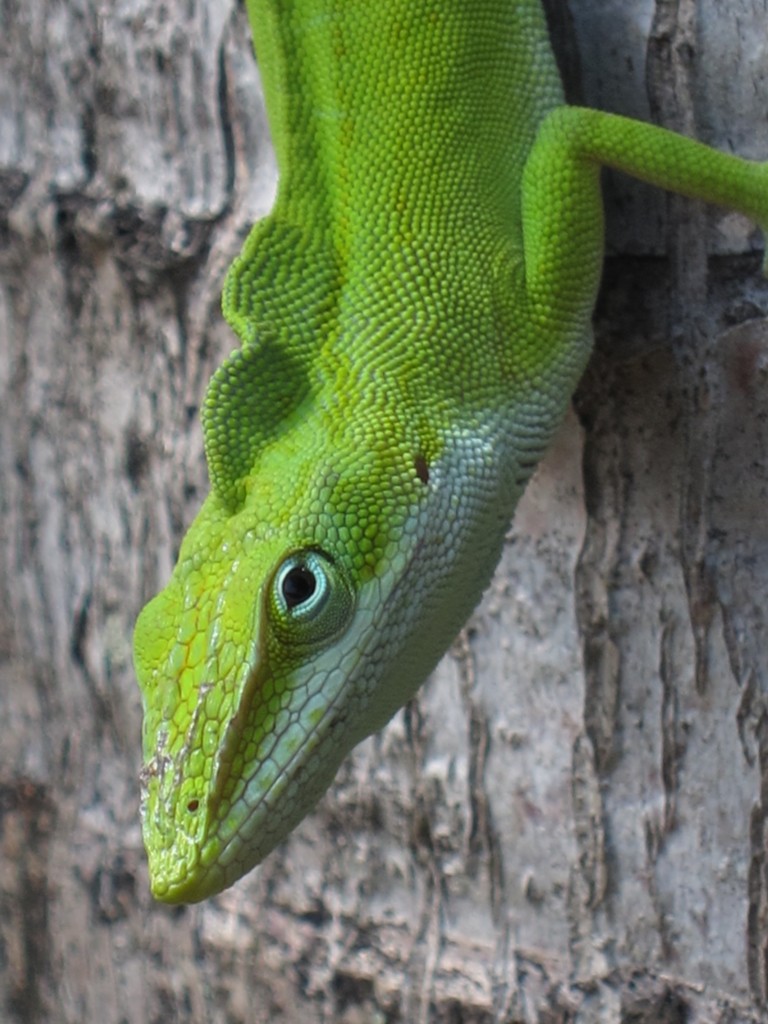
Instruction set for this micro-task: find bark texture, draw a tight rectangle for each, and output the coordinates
[2,0,768,1021]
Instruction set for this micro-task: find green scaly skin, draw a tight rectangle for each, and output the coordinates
[134,0,768,902]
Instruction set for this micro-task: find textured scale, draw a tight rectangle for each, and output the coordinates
[134,0,768,902]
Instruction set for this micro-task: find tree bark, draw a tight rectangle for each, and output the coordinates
[2,0,768,1021]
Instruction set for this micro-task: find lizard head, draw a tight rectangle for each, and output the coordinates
[134,340,503,902]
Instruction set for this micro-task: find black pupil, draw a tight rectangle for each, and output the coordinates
[282,565,317,608]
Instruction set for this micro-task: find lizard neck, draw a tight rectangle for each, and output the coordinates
[233,1,585,442]
[249,0,563,250]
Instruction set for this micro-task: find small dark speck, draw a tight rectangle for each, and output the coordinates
[414,453,430,485]
[187,799,199,812]
[70,593,91,667]
[125,429,150,487]
[299,898,331,927]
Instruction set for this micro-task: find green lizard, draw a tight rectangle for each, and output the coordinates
[133,0,768,903]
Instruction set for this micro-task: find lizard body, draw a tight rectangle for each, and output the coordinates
[134,0,768,902]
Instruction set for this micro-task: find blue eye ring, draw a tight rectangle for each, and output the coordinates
[270,549,354,643]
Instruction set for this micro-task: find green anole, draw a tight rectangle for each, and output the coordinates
[134,0,768,903]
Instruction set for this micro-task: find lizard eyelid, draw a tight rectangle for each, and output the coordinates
[269,549,355,644]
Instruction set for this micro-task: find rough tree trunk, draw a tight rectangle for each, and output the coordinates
[2,0,768,1021]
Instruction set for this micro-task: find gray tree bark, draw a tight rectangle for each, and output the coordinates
[2,0,768,1021]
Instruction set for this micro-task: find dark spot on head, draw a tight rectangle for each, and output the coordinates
[187,799,199,813]
[414,454,430,485]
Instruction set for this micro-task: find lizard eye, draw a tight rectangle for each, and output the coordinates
[270,550,354,645]
[281,564,317,608]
